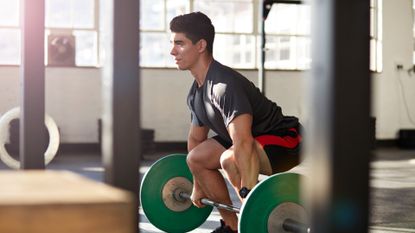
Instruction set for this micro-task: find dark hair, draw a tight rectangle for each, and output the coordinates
[170,12,215,54]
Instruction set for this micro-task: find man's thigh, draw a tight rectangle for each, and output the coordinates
[254,128,302,174]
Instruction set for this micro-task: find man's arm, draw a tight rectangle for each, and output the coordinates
[187,124,209,152]
[227,113,259,192]
[187,124,209,207]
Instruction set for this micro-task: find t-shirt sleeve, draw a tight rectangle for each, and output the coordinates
[187,93,204,127]
[212,81,252,127]
[190,111,204,126]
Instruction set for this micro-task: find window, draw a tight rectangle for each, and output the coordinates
[0,0,20,65]
[195,0,255,69]
[413,0,415,64]
[46,0,98,66]
[140,0,309,70]
[139,0,382,71]
[371,0,382,72]
[263,4,311,70]
[139,0,189,67]
[0,0,98,67]
[0,0,382,70]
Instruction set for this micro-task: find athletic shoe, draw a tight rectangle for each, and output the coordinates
[211,219,237,233]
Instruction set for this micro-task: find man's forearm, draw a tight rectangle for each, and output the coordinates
[233,138,258,190]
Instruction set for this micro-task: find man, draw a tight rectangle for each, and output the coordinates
[169,12,302,233]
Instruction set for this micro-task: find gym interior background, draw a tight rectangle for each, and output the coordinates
[0,0,414,233]
[1,0,414,148]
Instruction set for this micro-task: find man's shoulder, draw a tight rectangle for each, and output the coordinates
[209,60,244,82]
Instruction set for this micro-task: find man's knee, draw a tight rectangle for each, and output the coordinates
[186,149,200,168]
[186,144,212,168]
[220,150,236,171]
[187,139,227,170]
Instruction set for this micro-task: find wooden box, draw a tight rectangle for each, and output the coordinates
[0,170,135,233]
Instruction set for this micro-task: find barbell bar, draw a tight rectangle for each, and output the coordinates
[140,154,311,233]
[177,192,310,233]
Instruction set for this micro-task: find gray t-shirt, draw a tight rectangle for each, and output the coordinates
[187,60,298,143]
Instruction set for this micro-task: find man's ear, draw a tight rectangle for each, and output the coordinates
[197,39,208,53]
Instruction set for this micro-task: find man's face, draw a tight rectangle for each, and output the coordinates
[170,32,201,70]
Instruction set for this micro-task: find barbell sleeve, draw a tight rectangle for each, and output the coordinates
[282,218,311,233]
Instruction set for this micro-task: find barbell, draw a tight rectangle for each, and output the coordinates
[140,153,310,233]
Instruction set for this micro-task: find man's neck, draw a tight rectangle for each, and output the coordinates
[190,56,213,87]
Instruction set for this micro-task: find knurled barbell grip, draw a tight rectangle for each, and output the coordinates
[178,192,241,213]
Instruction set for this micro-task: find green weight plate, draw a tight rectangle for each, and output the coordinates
[239,173,307,233]
[140,154,213,233]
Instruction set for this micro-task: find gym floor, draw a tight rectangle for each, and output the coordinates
[0,147,414,233]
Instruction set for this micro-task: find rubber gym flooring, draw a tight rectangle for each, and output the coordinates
[0,147,414,233]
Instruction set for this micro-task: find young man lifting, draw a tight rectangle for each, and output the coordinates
[169,12,302,233]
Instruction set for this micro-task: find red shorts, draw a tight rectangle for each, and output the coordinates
[213,127,302,174]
